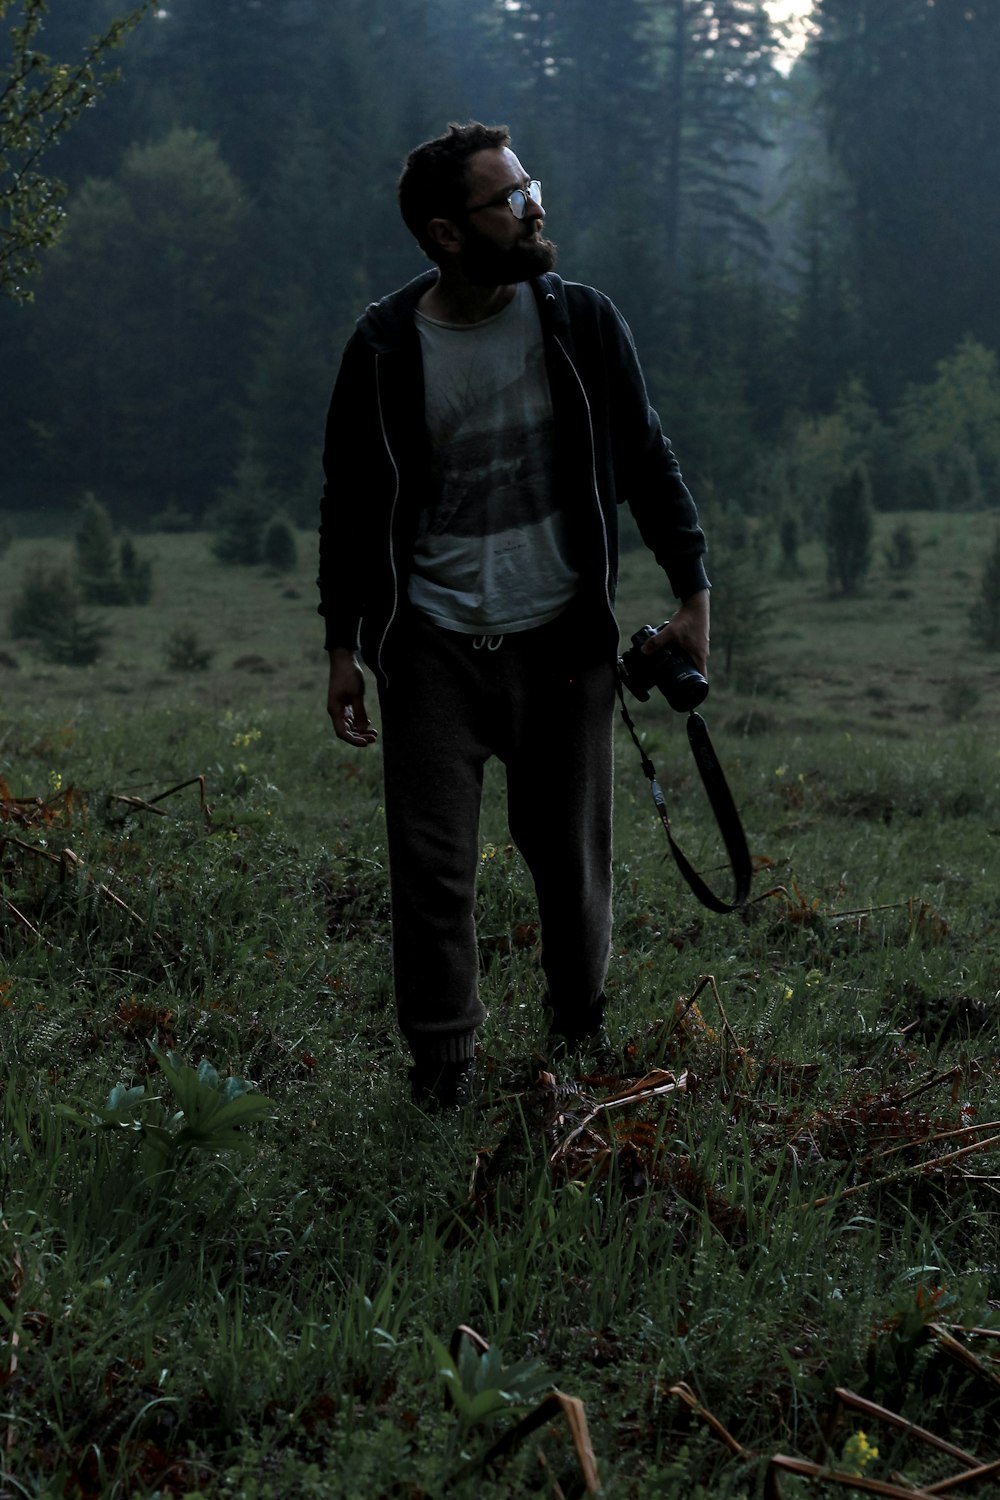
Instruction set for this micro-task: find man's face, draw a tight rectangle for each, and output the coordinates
[456,147,557,285]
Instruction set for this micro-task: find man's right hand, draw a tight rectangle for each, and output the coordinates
[327,648,378,747]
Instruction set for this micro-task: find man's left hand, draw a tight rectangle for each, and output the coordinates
[642,589,710,677]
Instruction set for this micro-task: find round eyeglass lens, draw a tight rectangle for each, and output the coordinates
[509,180,542,219]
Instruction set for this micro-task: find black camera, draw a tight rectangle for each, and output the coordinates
[618,623,709,712]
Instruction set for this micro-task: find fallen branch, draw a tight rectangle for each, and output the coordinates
[898,1069,962,1105]
[833,1388,977,1467]
[108,774,212,827]
[59,847,151,929]
[877,1118,1000,1162]
[927,1323,1000,1394]
[687,973,744,1054]
[2,839,167,949]
[922,1458,1000,1495]
[444,1326,599,1495]
[550,1069,689,1167]
[1,835,63,866]
[810,1132,1000,1209]
[1,1220,22,1454]
[469,1391,600,1495]
[766,1453,934,1498]
[0,778,77,829]
[0,892,51,944]
[667,1380,748,1457]
[827,902,909,922]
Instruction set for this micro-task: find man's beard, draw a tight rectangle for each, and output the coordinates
[461,223,558,285]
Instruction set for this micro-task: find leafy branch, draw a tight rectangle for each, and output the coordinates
[0,0,151,297]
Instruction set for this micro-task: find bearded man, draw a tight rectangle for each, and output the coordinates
[318,121,710,1108]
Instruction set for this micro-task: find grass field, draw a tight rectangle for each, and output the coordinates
[2,513,999,1498]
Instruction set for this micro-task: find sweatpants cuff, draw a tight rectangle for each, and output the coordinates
[409,1030,478,1065]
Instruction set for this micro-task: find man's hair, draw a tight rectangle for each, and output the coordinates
[398,121,511,260]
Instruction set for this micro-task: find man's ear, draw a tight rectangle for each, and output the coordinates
[425,216,464,258]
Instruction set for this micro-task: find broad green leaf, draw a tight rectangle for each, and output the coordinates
[196,1058,220,1090]
[196,1093,273,1132]
[106,1083,146,1112]
[463,1388,512,1422]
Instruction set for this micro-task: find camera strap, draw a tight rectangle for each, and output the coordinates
[616,682,752,913]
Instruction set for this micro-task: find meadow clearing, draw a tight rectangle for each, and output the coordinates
[1,511,999,1497]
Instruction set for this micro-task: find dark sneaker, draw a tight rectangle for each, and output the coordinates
[545,991,606,1043]
[545,988,610,1060]
[408,1056,475,1111]
[546,1021,615,1070]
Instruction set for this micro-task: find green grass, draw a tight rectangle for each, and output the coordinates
[2,515,1000,1497]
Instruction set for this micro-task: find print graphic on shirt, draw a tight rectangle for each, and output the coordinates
[410,283,579,633]
[419,341,556,541]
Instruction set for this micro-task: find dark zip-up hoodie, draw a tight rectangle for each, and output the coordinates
[318,269,708,680]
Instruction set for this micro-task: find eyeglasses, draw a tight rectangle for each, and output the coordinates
[466,179,542,221]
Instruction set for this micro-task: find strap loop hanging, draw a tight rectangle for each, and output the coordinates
[617,681,752,914]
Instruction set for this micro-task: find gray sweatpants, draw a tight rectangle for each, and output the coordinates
[376,605,616,1065]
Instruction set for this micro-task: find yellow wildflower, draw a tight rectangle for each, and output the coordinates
[232,727,262,749]
[841,1429,879,1475]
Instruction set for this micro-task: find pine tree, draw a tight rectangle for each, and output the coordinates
[883,521,916,578]
[8,554,108,663]
[262,518,297,574]
[710,545,772,683]
[825,466,873,595]
[814,0,1000,402]
[8,556,75,639]
[75,493,125,604]
[211,450,274,566]
[119,536,153,603]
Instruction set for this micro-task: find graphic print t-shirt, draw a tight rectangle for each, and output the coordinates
[408,283,580,633]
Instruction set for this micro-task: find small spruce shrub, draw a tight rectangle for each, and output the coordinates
[778,513,800,576]
[211,452,274,565]
[826,467,873,596]
[262,517,298,573]
[9,556,76,640]
[120,537,154,604]
[75,493,153,604]
[76,493,126,604]
[709,543,772,683]
[941,677,981,721]
[164,626,215,672]
[884,521,917,578]
[38,612,109,665]
[212,500,263,564]
[9,557,109,664]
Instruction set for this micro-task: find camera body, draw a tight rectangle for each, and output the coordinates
[618,623,709,713]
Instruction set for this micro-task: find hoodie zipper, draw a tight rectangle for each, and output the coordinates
[374,289,616,681]
[374,351,401,686]
[550,326,616,626]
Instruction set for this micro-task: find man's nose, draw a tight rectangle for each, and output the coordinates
[525,195,545,221]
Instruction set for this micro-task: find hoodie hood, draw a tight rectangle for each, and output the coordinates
[356,270,571,353]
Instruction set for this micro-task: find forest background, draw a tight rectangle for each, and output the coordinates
[2,0,1000,553]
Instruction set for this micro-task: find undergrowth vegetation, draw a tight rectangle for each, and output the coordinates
[2,520,999,1497]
